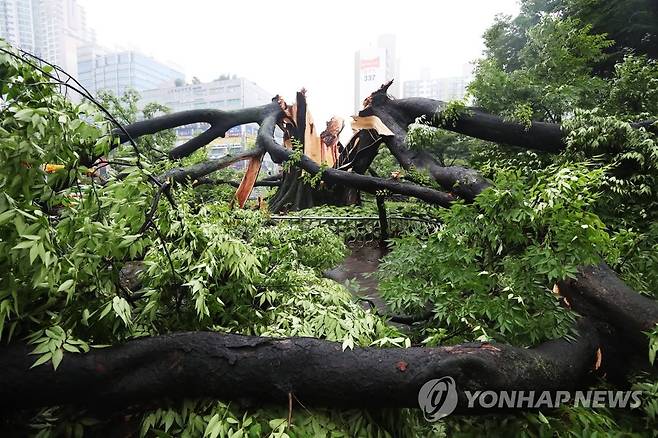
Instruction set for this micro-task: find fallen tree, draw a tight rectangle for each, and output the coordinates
[2,39,658,437]
[1,262,655,413]
[2,82,656,416]
[0,321,602,412]
[117,81,655,209]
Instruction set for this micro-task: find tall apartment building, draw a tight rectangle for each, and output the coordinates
[0,0,94,77]
[77,45,184,96]
[33,0,94,77]
[0,0,35,53]
[354,34,400,113]
[140,78,276,173]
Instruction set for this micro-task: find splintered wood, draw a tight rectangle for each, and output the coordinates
[319,117,344,167]
[234,153,263,208]
[350,115,394,136]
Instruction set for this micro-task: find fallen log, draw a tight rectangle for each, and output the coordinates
[0,321,600,413]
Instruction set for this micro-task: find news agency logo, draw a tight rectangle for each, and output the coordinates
[418,376,643,421]
[418,377,459,421]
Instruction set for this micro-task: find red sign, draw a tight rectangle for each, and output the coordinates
[360,57,380,69]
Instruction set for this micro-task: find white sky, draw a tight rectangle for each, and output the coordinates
[79,0,519,124]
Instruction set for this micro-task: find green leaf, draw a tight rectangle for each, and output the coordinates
[0,209,14,225]
[57,279,75,293]
[63,343,80,353]
[30,352,52,368]
[14,108,34,122]
[52,348,63,370]
[29,244,39,264]
[537,411,550,424]
[12,240,34,250]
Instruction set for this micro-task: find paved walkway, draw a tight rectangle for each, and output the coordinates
[324,243,390,314]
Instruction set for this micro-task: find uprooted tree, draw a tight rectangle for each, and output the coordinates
[2,2,658,435]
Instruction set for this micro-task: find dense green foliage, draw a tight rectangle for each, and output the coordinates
[479,0,658,73]
[376,1,658,434]
[380,164,607,346]
[0,43,438,437]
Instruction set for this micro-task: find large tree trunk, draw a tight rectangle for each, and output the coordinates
[2,262,657,414]
[0,321,601,413]
[559,263,658,348]
[269,92,373,212]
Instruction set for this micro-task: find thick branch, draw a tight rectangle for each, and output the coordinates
[396,98,566,153]
[365,94,655,155]
[194,178,282,188]
[372,109,492,200]
[159,148,262,184]
[0,321,600,412]
[559,263,658,348]
[117,102,281,159]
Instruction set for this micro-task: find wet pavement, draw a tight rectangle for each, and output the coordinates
[324,243,390,313]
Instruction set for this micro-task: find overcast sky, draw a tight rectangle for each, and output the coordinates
[79,0,519,124]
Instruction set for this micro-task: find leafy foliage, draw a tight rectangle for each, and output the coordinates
[470,15,612,123]
[379,2,658,434]
[379,164,607,347]
[0,43,417,436]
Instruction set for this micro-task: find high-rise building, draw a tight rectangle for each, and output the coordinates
[0,0,36,53]
[77,45,184,96]
[140,77,271,114]
[354,34,400,113]
[0,0,94,77]
[140,78,276,173]
[32,0,94,77]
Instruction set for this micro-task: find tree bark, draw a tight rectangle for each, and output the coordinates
[159,148,262,184]
[559,263,658,348]
[0,321,600,413]
[115,103,280,159]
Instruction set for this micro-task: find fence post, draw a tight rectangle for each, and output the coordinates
[376,194,388,247]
